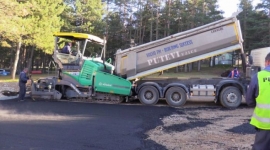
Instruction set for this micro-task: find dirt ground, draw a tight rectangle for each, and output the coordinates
[0,82,256,150]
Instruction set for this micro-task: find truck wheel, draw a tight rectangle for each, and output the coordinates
[165,87,187,107]
[219,86,242,108]
[138,86,159,105]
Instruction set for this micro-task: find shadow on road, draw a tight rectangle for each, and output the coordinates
[0,99,175,150]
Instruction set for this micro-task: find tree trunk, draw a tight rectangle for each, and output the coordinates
[31,59,34,71]
[18,45,23,72]
[150,6,153,42]
[156,7,159,40]
[42,53,47,73]
[139,20,142,44]
[23,46,27,68]
[9,53,13,70]
[139,1,143,44]
[163,23,166,37]
[25,46,30,68]
[198,60,201,71]
[175,66,179,73]
[36,60,39,70]
[212,56,216,66]
[167,0,171,36]
[188,63,192,72]
[27,46,35,73]
[11,40,22,80]
[142,25,145,44]
[134,29,138,45]
[184,64,188,72]
[243,10,247,50]
[192,62,196,69]
[231,51,234,67]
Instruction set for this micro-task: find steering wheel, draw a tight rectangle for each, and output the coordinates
[70,50,77,56]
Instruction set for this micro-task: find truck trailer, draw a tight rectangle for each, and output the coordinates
[26,12,254,108]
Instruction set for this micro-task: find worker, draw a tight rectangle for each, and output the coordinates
[70,41,78,56]
[228,67,240,78]
[18,68,29,101]
[61,42,72,54]
[246,52,270,150]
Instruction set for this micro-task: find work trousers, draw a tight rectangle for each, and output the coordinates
[19,83,26,100]
[252,128,270,150]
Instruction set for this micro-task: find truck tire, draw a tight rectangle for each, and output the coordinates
[138,86,159,105]
[219,86,242,108]
[165,87,187,107]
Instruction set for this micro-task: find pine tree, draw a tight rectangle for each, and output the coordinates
[24,0,65,72]
[0,0,33,79]
[256,0,270,47]
[238,0,270,52]
[61,0,104,33]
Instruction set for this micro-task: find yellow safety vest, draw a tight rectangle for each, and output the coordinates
[250,70,270,129]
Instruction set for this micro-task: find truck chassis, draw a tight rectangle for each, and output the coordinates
[135,77,248,108]
[28,76,248,108]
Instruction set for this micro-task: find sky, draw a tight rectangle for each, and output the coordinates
[218,0,261,17]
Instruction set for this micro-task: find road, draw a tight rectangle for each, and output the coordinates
[0,99,176,150]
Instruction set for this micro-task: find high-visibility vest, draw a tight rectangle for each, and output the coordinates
[250,70,270,129]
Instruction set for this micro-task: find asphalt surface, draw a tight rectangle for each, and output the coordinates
[0,99,176,150]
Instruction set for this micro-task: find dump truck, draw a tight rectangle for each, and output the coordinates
[26,12,253,108]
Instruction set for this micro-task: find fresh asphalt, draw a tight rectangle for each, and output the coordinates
[0,99,176,150]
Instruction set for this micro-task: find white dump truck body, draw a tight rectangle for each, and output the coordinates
[115,14,244,80]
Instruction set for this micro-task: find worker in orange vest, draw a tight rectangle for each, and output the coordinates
[228,67,240,78]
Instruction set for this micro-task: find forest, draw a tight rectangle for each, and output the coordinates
[0,0,270,79]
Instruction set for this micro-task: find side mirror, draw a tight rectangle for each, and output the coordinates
[107,58,112,64]
[248,55,253,65]
[246,66,252,78]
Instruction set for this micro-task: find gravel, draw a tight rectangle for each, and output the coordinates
[146,107,256,150]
